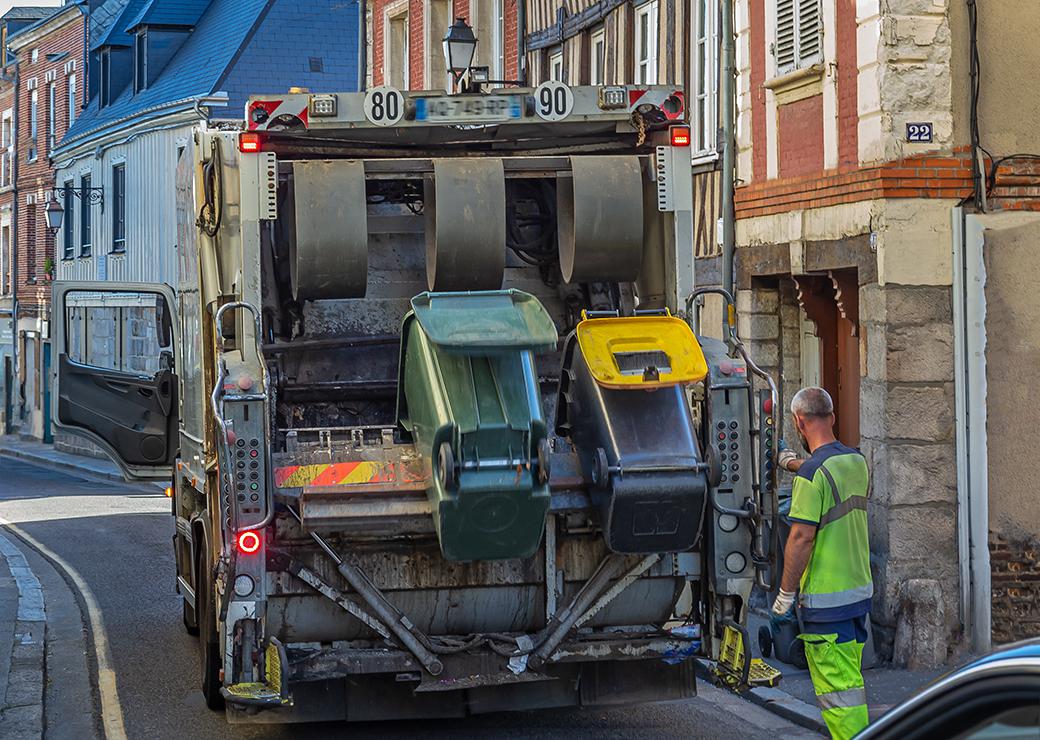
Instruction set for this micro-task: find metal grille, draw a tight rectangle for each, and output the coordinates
[614,350,672,376]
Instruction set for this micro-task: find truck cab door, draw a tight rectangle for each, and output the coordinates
[51,282,178,480]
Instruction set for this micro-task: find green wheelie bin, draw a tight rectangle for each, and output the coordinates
[397,290,559,561]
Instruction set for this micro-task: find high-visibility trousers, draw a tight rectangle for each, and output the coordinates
[800,619,869,740]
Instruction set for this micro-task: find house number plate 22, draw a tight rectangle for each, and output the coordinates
[906,122,934,143]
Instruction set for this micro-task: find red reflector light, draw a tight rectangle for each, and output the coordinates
[237,531,262,554]
[670,125,691,147]
[239,133,263,153]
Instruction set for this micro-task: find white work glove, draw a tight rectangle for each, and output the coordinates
[771,588,796,616]
[777,439,800,472]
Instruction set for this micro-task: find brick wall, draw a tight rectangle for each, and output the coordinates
[835,0,858,168]
[749,0,766,182]
[990,532,1040,643]
[371,1,518,89]
[13,12,85,317]
[0,80,14,300]
[777,94,824,179]
[989,157,1040,212]
[736,149,976,218]
[736,148,1040,218]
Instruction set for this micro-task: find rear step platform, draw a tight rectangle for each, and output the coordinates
[274,441,590,535]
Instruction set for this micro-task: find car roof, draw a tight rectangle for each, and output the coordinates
[859,639,1040,738]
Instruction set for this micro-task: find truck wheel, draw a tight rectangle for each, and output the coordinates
[182,596,199,637]
[197,547,225,710]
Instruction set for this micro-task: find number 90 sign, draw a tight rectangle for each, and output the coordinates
[535,81,574,122]
[364,86,405,126]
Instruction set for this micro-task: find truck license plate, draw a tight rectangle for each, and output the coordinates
[415,95,522,124]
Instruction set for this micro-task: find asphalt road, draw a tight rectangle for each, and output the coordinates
[0,457,818,739]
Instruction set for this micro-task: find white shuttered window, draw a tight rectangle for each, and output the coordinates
[775,0,822,75]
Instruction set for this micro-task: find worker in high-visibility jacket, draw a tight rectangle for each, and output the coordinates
[773,387,872,740]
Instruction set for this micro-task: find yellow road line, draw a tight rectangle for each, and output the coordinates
[0,516,128,740]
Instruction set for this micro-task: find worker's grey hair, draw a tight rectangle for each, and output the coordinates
[790,387,834,419]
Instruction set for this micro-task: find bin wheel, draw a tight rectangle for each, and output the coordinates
[536,438,551,485]
[437,443,457,488]
[791,637,808,670]
[706,443,723,488]
[758,625,772,658]
[592,448,610,488]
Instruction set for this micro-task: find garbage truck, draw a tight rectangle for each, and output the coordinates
[50,81,780,723]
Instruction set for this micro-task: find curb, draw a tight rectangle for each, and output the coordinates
[745,685,827,734]
[0,446,127,486]
[694,659,827,735]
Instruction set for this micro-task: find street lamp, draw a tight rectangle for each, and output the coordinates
[443,17,477,89]
[45,198,64,232]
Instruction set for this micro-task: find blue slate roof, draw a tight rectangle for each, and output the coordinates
[124,0,209,31]
[2,6,55,22]
[92,0,149,49]
[59,0,360,151]
[89,0,131,49]
[6,2,82,42]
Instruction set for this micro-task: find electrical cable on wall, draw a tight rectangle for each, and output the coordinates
[966,0,1040,208]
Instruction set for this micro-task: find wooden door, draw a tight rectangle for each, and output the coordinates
[793,271,860,447]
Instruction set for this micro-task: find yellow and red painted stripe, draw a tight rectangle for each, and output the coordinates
[274,461,425,489]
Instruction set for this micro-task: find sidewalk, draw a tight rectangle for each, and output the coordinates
[0,530,45,738]
[0,438,131,485]
[741,610,949,734]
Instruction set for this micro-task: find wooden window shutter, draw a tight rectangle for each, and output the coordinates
[797,0,822,66]
[775,0,796,73]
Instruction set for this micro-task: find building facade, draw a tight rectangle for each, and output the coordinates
[7,3,85,442]
[523,0,722,287]
[52,0,361,456]
[367,0,521,90]
[710,0,1040,662]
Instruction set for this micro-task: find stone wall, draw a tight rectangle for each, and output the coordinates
[859,281,958,660]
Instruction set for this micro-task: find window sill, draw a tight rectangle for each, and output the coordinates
[691,151,719,167]
[61,256,75,261]
[109,249,125,256]
[764,62,825,106]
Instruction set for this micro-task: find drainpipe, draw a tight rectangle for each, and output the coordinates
[719,0,737,297]
[517,0,527,85]
[358,0,367,90]
[952,207,992,654]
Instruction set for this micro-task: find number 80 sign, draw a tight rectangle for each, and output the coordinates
[364,86,405,126]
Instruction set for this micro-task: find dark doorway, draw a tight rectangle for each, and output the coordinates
[794,270,860,447]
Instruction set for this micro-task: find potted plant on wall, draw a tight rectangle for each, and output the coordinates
[43,257,54,281]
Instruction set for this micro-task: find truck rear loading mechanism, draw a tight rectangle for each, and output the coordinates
[52,83,780,723]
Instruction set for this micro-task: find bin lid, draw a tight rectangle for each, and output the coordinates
[576,312,708,388]
[410,290,559,353]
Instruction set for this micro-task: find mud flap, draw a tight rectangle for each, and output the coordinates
[221,637,293,709]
